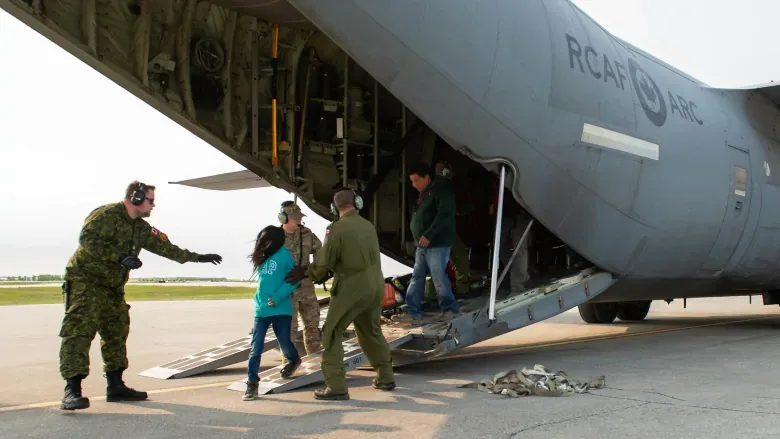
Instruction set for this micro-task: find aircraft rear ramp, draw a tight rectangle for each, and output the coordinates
[139,267,614,394]
[139,297,331,380]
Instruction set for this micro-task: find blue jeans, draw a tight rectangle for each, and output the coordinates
[247,315,300,383]
[404,246,461,318]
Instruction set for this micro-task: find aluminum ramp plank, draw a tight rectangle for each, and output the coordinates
[427,270,616,358]
[138,334,277,380]
[226,332,414,394]
[139,301,330,380]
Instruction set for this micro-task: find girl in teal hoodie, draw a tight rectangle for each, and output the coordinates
[243,225,302,401]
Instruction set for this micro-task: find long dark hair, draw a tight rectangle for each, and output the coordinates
[250,225,286,271]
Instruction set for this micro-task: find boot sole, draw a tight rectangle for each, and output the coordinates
[314,393,350,401]
[372,382,396,391]
[60,400,90,411]
[106,394,148,402]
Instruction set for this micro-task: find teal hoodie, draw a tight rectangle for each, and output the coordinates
[253,246,299,318]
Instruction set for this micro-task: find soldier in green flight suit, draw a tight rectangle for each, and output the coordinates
[58,181,223,411]
[287,188,395,400]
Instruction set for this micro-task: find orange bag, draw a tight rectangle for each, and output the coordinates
[382,282,397,308]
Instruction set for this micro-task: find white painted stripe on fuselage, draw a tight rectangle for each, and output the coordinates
[581,123,659,161]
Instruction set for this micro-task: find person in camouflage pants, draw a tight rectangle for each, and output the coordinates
[278,201,323,355]
[58,181,223,411]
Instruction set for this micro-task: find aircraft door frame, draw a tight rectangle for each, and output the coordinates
[698,145,752,274]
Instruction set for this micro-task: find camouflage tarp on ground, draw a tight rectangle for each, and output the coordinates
[457,364,605,397]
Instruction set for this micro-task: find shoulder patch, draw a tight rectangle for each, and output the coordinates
[150,227,169,242]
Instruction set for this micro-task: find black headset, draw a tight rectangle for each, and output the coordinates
[130,182,148,206]
[439,161,452,177]
[330,188,363,217]
[278,200,295,224]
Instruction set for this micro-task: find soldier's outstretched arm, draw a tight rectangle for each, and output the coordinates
[308,225,339,282]
[141,224,221,265]
[79,210,124,263]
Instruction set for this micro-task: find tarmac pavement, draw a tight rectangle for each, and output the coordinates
[1,296,779,438]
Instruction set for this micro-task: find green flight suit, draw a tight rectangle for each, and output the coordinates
[59,202,202,380]
[308,209,394,394]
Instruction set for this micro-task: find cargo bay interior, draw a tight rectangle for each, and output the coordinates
[143,14,595,309]
[219,26,596,301]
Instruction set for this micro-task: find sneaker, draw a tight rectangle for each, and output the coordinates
[280,359,301,379]
[391,313,422,324]
[243,380,259,401]
[441,310,462,320]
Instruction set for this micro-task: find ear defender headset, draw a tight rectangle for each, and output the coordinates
[130,182,147,206]
[330,188,364,217]
[440,161,451,177]
[278,200,295,224]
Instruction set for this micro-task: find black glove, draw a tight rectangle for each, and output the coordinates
[198,254,222,265]
[313,270,334,285]
[119,255,143,270]
[285,266,307,284]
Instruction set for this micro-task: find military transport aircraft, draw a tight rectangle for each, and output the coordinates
[4,0,779,394]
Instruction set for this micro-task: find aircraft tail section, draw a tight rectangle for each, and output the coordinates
[719,81,780,108]
[704,81,780,142]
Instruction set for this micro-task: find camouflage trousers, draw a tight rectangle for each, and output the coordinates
[289,280,322,355]
[58,279,131,380]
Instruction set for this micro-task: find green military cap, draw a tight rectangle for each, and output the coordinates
[281,202,305,220]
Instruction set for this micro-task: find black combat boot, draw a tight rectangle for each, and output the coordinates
[60,376,90,410]
[105,370,148,402]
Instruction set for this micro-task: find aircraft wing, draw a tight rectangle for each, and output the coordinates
[169,170,272,191]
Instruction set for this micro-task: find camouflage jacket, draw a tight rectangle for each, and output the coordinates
[64,202,200,289]
[283,225,322,268]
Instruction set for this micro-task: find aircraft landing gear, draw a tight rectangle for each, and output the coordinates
[616,300,652,321]
[578,300,652,324]
[578,302,617,324]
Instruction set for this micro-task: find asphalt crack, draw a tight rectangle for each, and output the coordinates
[594,387,685,402]
[506,402,650,437]
[588,392,780,416]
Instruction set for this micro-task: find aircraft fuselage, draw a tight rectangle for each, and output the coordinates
[4,0,780,303]
[282,0,780,299]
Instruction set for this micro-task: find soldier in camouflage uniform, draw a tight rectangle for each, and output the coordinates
[286,189,395,401]
[278,201,323,355]
[58,181,223,411]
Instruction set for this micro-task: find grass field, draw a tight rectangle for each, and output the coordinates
[0,285,329,306]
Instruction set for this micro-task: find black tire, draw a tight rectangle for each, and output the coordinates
[616,301,652,321]
[578,303,618,324]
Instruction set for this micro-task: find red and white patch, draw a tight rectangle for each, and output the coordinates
[150,227,160,237]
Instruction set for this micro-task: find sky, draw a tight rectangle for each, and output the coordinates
[0,1,777,280]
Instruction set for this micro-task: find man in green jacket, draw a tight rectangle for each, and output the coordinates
[58,181,223,411]
[393,162,461,323]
